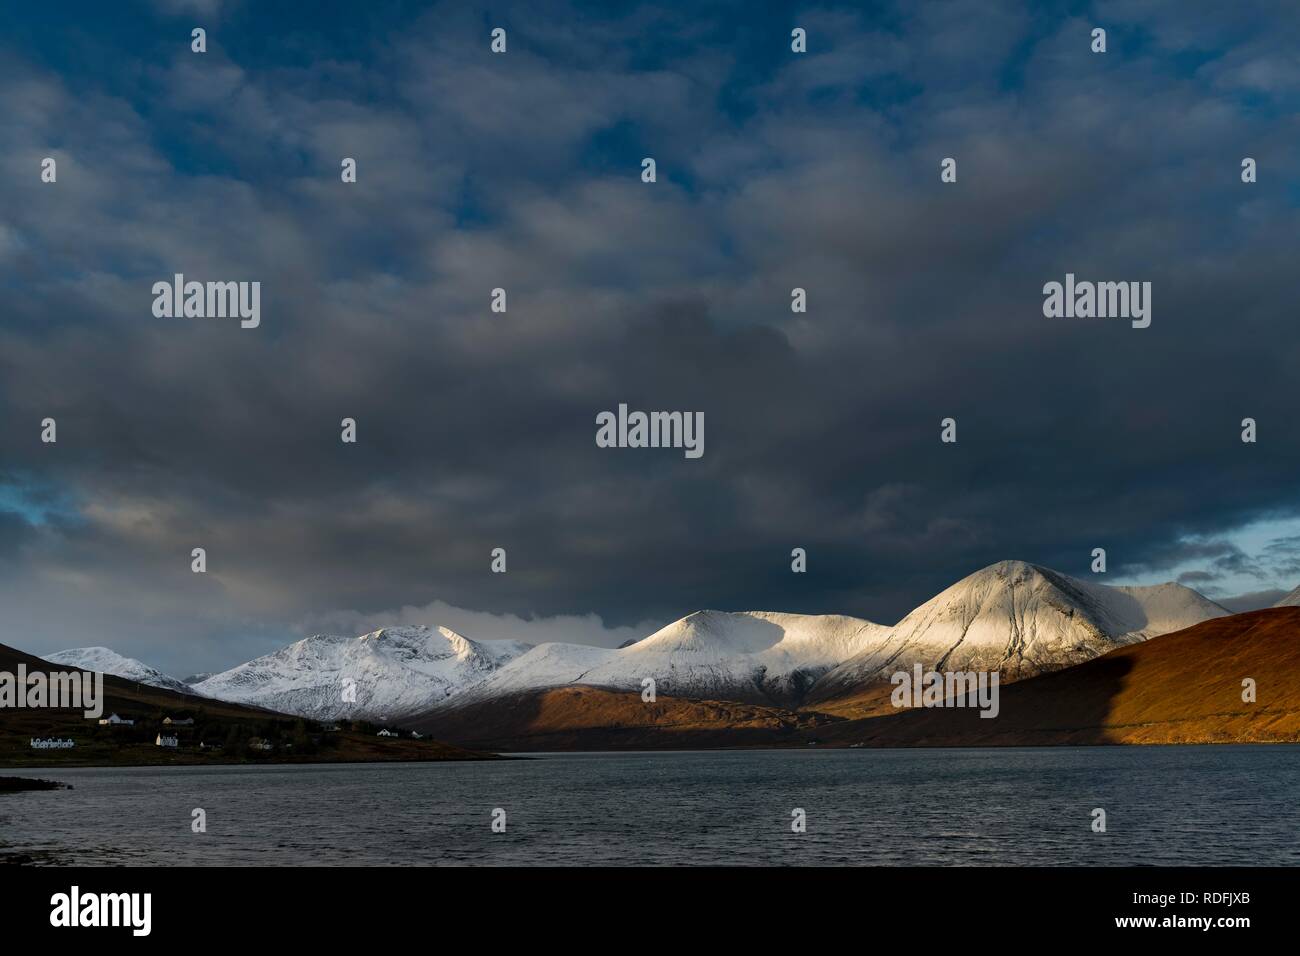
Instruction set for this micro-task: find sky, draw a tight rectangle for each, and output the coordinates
[1,0,1298,676]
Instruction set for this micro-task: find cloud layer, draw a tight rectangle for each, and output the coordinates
[1,1,1297,673]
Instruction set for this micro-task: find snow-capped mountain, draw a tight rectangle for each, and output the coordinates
[460,641,619,702]
[44,646,197,696]
[183,561,1233,719]
[809,560,1229,700]
[193,625,532,720]
[1274,586,1300,607]
[592,610,888,704]
[456,611,890,707]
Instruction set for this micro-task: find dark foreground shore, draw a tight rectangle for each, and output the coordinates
[0,776,69,793]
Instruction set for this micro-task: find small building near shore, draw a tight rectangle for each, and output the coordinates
[98,713,134,726]
[156,734,179,748]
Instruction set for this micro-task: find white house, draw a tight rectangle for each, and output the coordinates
[410,731,423,739]
[98,713,134,726]
[163,717,194,726]
[155,734,179,748]
[376,728,397,737]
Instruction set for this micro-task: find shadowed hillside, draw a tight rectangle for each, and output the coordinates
[411,685,843,751]
[816,607,1300,746]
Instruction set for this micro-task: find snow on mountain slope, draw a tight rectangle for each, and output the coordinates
[456,641,619,702]
[1103,580,1231,634]
[188,562,1232,717]
[596,611,889,703]
[193,625,532,720]
[810,560,1229,700]
[455,611,890,708]
[44,646,197,696]
[1274,586,1300,607]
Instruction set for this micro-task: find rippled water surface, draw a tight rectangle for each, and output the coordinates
[3,746,1297,865]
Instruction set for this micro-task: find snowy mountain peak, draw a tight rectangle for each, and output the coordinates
[435,625,485,660]
[182,561,1232,719]
[43,646,196,696]
[193,623,533,720]
[460,609,892,708]
[635,609,886,658]
[811,560,1228,697]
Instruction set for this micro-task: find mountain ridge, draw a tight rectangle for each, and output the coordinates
[192,624,532,720]
[44,646,197,697]
[1274,585,1300,607]
[808,560,1229,703]
[410,607,1300,750]
[181,560,1229,720]
[816,606,1300,746]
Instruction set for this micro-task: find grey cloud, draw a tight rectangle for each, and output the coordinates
[1,1,1298,674]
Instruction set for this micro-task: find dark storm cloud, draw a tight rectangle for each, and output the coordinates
[0,0,1297,672]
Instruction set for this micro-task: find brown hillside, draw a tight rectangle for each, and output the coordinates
[412,685,843,751]
[817,607,1300,746]
[801,682,901,718]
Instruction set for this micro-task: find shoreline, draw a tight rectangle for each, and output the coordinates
[6,739,1299,774]
[0,775,70,793]
[0,748,511,771]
